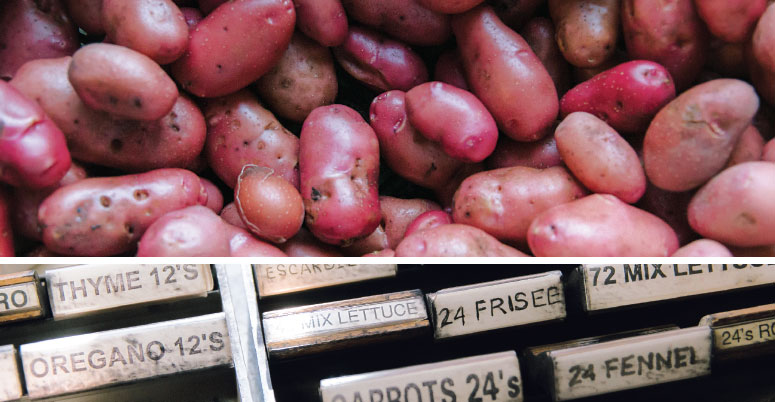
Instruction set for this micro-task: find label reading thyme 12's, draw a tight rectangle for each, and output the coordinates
[579,264,775,311]
[0,345,22,402]
[45,264,213,319]
[255,264,397,297]
[21,313,232,399]
[428,271,565,339]
[320,351,523,402]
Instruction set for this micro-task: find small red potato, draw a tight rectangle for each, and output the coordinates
[671,239,733,257]
[395,223,529,256]
[405,82,498,163]
[727,125,765,167]
[171,0,295,97]
[527,194,680,256]
[417,0,484,14]
[204,90,299,189]
[621,0,708,90]
[434,50,469,91]
[255,33,338,123]
[369,90,463,190]
[380,196,441,249]
[560,60,676,135]
[137,205,232,256]
[0,80,71,188]
[293,0,348,47]
[340,0,451,46]
[753,4,775,74]
[280,228,344,257]
[555,112,646,203]
[234,165,304,243]
[453,5,558,142]
[102,0,189,65]
[224,224,288,256]
[0,0,79,81]
[63,0,105,34]
[300,105,381,245]
[404,210,452,237]
[486,135,562,170]
[219,202,246,229]
[38,168,207,256]
[344,225,389,256]
[200,178,224,213]
[521,17,572,97]
[548,0,620,68]
[334,26,428,93]
[435,163,484,209]
[688,161,775,247]
[69,44,178,121]
[453,166,587,245]
[695,0,766,43]
[643,79,759,192]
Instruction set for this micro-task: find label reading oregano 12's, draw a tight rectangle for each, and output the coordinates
[579,264,775,311]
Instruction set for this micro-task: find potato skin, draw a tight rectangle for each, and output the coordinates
[688,162,775,247]
[255,33,338,123]
[102,0,189,65]
[753,4,775,74]
[300,105,381,245]
[405,210,452,237]
[11,57,206,172]
[294,0,348,47]
[219,202,246,229]
[527,194,679,256]
[453,166,587,245]
[334,26,428,92]
[521,17,572,97]
[235,165,304,243]
[696,0,766,43]
[726,125,765,167]
[204,90,299,189]
[170,0,295,97]
[549,0,619,68]
[0,0,79,80]
[671,239,732,257]
[763,138,775,162]
[341,0,451,46]
[224,224,288,256]
[434,50,469,91]
[200,178,224,213]
[63,0,105,34]
[621,0,708,90]
[488,0,545,30]
[137,205,232,256]
[555,112,646,203]
[380,196,441,249]
[636,183,698,246]
[38,168,208,256]
[369,90,463,190]
[453,5,558,142]
[405,82,498,163]
[395,223,529,256]
[280,227,344,257]
[643,79,759,192]
[560,60,676,135]
[486,135,562,170]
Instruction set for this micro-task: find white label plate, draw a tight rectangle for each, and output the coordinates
[45,264,214,319]
[580,264,775,311]
[0,345,22,402]
[549,327,711,400]
[711,318,775,350]
[255,264,397,297]
[21,313,232,399]
[320,351,523,402]
[428,271,566,338]
[0,282,41,315]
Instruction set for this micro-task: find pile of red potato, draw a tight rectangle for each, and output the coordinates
[1,0,774,257]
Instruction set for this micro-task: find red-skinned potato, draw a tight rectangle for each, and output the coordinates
[560,60,676,135]
[344,225,389,256]
[418,0,484,14]
[63,0,105,34]
[453,5,559,142]
[38,168,208,256]
[225,224,287,256]
[688,161,775,247]
[405,82,498,163]
[11,57,206,172]
[369,90,464,190]
[695,0,766,44]
[763,138,775,161]
[102,0,189,65]
[204,90,299,189]
[488,0,545,30]
[435,163,484,209]
[255,33,338,123]
[555,112,646,203]
[749,48,775,108]
[671,239,733,257]
[434,50,469,91]
[395,223,529,256]
[0,0,79,81]
[293,0,348,47]
[200,178,224,213]
[137,205,232,256]
[548,0,619,68]
[727,125,765,167]
[340,0,450,46]
[334,26,428,93]
[404,210,452,237]
[219,202,246,229]
[621,0,708,90]
[0,80,71,189]
[300,105,381,245]
[234,165,304,243]
[181,7,204,28]
[453,166,587,245]
[171,0,295,97]
[643,79,759,192]
[486,135,562,170]
[753,4,775,73]
[0,189,13,257]
[69,44,179,121]
[521,17,572,96]
[527,194,680,256]
[280,227,344,257]
[380,196,441,249]
[636,183,698,246]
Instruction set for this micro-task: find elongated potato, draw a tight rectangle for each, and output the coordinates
[341,0,450,46]
[688,161,775,247]
[395,223,529,256]
[521,17,572,96]
[300,105,381,245]
[38,168,207,256]
[453,166,587,245]
[549,0,619,68]
[528,194,680,256]
[696,0,766,44]
[136,205,232,256]
[234,165,304,243]
[671,239,732,257]
[293,0,348,47]
[643,79,759,191]
[453,5,558,142]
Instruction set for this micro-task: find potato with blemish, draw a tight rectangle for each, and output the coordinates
[234,165,304,243]
[549,0,619,68]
